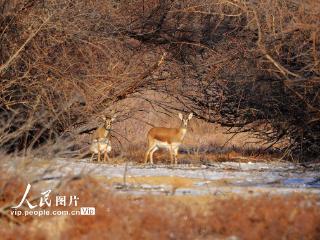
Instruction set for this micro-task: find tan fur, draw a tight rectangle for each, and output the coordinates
[92,127,110,140]
[148,127,185,144]
[90,115,115,162]
[145,113,193,165]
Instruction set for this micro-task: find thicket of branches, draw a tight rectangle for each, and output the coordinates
[163,0,320,160]
[1,0,319,160]
[0,0,166,150]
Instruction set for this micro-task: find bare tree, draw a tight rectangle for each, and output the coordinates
[0,0,319,161]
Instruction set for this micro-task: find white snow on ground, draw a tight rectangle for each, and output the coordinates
[4,158,320,196]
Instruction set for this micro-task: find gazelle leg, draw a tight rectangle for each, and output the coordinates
[98,144,101,162]
[104,151,110,162]
[145,148,151,164]
[149,146,158,165]
[90,153,95,162]
[174,147,179,165]
[145,142,156,164]
[169,145,174,165]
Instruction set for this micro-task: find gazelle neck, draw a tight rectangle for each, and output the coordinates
[103,125,112,138]
[179,124,188,140]
[179,122,188,130]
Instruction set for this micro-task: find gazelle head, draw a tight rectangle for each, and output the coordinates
[102,113,116,130]
[178,112,193,128]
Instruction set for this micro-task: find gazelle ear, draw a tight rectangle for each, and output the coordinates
[111,112,118,121]
[178,113,183,120]
[188,113,193,120]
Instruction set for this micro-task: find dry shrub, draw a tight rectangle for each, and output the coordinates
[0,175,26,205]
[167,0,320,160]
[0,0,319,159]
[0,174,319,239]
[207,196,320,240]
[0,173,46,239]
[0,0,166,152]
[61,180,320,240]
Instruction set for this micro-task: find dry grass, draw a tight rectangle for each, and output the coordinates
[1,175,319,240]
[103,106,283,164]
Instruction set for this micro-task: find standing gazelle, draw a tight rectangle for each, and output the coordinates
[90,114,116,162]
[145,113,193,165]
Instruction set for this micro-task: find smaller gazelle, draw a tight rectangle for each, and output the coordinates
[145,112,193,165]
[90,114,116,162]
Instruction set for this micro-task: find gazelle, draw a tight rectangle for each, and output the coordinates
[90,114,116,162]
[145,113,193,165]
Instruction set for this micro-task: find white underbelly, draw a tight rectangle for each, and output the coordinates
[90,139,111,154]
[155,141,180,150]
